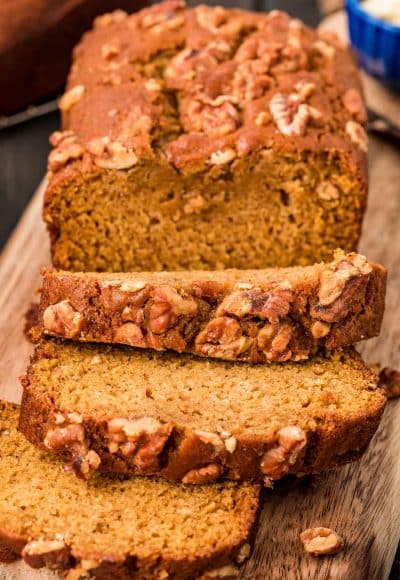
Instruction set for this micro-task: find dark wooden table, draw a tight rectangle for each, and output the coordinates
[0,1,398,577]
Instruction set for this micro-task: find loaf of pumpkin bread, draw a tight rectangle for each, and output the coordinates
[38,251,386,363]
[44,1,368,272]
[19,340,386,485]
[0,402,259,579]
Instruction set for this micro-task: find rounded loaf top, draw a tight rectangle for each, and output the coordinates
[49,0,367,177]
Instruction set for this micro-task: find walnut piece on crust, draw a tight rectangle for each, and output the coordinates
[378,367,400,399]
[261,426,306,483]
[43,300,84,339]
[300,527,343,556]
[182,463,221,484]
[22,539,71,569]
[107,416,172,470]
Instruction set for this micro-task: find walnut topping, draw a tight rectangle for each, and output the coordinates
[218,286,293,323]
[346,121,368,153]
[209,148,236,165]
[107,416,172,470]
[343,88,365,122]
[317,253,372,307]
[317,181,340,202]
[310,321,331,339]
[261,426,306,483]
[114,322,145,347]
[141,1,185,32]
[257,323,293,362]
[205,564,239,578]
[101,42,120,60]
[183,98,239,137]
[91,139,138,170]
[182,463,221,484]
[94,10,128,28]
[194,430,225,453]
[195,317,253,359]
[312,39,335,59]
[43,300,83,339]
[300,527,343,555]
[59,85,85,112]
[48,133,84,173]
[224,436,237,453]
[236,543,251,564]
[232,60,271,102]
[44,424,85,450]
[22,539,70,569]
[269,92,322,136]
[145,78,162,92]
[378,367,400,399]
[195,5,227,32]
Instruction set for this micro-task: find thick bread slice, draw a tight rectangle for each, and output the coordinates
[38,251,386,363]
[0,402,259,579]
[19,340,386,484]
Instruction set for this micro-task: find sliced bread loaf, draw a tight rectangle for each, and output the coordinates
[19,340,386,485]
[0,402,259,579]
[38,251,386,363]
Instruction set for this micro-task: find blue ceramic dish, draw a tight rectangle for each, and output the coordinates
[346,0,400,90]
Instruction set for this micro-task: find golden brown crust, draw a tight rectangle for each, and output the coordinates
[43,2,368,272]
[18,343,386,485]
[37,252,387,363]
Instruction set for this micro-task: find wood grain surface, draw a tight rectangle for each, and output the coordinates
[0,133,399,580]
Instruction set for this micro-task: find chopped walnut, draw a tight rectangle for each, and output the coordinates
[145,78,162,92]
[183,194,207,215]
[141,1,184,32]
[101,42,120,60]
[257,323,293,362]
[224,436,237,453]
[182,463,221,484]
[378,367,400,399]
[182,98,239,137]
[93,140,138,170]
[310,321,331,339]
[209,148,237,165]
[312,39,335,59]
[114,322,145,347]
[205,564,239,578]
[22,539,70,569]
[217,286,293,323]
[195,5,227,32]
[44,424,85,450]
[232,60,270,102]
[196,316,253,359]
[94,10,128,28]
[300,527,343,555]
[342,88,366,123]
[59,85,85,112]
[194,429,225,453]
[345,121,368,153]
[48,134,84,173]
[317,253,372,307]
[43,300,84,339]
[269,91,322,137]
[316,181,340,202]
[261,426,306,482]
[236,543,251,564]
[107,416,172,470]
[147,286,198,335]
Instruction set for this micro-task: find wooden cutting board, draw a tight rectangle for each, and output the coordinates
[0,133,399,580]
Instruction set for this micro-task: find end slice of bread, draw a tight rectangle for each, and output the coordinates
[19,340,386,484]
[0,402,259,579]
[38,251,387,364]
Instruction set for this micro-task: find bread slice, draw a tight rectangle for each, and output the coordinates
[19,340,386,484]
[0,402,259,579]
[38,251,386,364]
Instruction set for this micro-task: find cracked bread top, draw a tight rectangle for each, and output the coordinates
[46,0,367,189]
